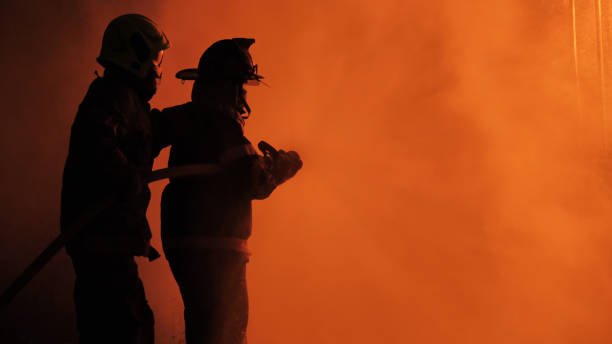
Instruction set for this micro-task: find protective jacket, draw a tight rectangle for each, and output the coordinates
[157,102,277,241]
[61,73,156,256]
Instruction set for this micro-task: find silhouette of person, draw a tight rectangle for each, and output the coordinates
[60,14,169,344]
[154,38,302,343]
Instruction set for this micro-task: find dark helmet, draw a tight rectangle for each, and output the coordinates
[97,14,170,79]
[176,38,263,85]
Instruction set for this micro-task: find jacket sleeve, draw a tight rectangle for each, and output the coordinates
[220,144,279,200]
[243,155,279,200]
[71,104,141,195]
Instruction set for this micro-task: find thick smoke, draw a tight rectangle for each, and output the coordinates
[2,1,612,343]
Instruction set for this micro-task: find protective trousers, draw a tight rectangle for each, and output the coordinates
[164,248,249,344]
[70,254,154,344]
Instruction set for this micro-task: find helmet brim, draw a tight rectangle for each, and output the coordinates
[176,68,265,86]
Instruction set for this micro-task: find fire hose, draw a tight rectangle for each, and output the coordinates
[0,163,221,309]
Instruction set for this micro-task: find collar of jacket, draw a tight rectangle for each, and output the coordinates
[102,66,154,103]
[190,100,246,127]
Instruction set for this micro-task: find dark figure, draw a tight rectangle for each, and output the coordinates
[60,14,169,344]
[155,38,302,344]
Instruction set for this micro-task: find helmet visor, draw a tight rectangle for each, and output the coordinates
[244,64,264,86]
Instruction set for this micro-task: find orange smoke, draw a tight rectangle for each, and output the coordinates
[2,1,612,343]
[136,1,612,343]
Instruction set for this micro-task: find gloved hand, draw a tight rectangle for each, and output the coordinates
[272,150,303,183]
[257,140,303,185]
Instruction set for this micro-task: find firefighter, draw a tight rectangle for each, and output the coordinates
[60,14,169,344]
[155,38,302,343]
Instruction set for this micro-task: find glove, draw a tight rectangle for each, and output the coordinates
[257,141,303,185]
[272,150,303,183]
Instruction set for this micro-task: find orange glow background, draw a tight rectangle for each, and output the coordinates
[2,0,612,343]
